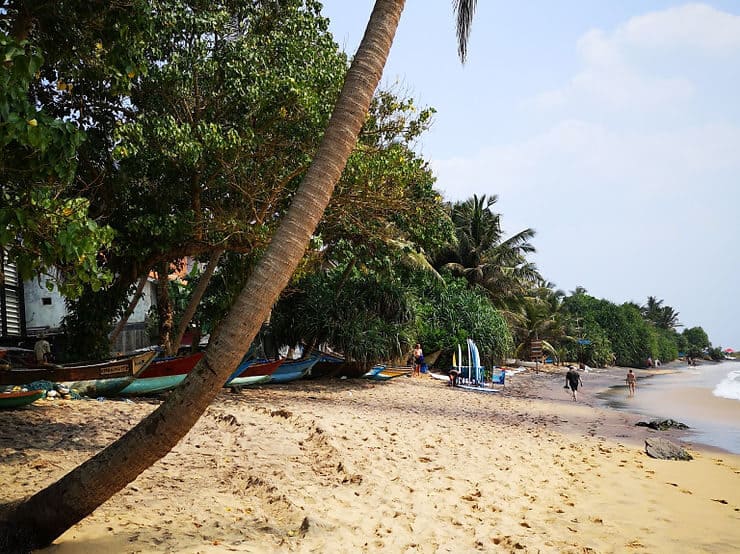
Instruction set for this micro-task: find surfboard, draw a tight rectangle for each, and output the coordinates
[456,384,499,393]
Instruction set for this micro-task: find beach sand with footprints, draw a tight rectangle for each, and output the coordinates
[1,368,738,553]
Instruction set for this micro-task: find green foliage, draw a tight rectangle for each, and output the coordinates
[412,274,512,366]
[270,267,416,363]
[562,293,655,367]
[649,327,679,362]
[683,326,710,358]
[641,296,680,329]
[110,0,348,264]
[320,90,454,270]
[60,283,132,361]
[706,346,724,361]
[431,194,540,314]
[0,34,114,297]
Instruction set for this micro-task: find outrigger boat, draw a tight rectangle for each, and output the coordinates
[0,389,45,409]
[363,365,412,381]
[225,358,284,387]
[0,350,157,397]
[268,353,320,383]
[120,352,204,396]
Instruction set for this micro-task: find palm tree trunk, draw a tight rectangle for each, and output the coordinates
[108,274,148,346]
[0,1,406,550]
[156,262,175,356]
[170,249,223,353]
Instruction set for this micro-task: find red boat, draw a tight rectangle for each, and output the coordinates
[139,352,204,378]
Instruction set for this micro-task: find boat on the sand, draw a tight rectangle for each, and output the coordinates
[0,350,157,397]
[0,389,45,409]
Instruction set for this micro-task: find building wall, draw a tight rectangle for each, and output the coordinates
[23,278,157,333]
[23,277,66,332]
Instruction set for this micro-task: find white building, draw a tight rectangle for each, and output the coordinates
[0,256,156,353]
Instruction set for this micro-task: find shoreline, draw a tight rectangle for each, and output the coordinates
[1,369,738,553]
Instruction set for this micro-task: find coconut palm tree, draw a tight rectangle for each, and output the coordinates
[432,194,541,312]
[641,295,680,329]
[0,1,479,550]
[513,285,571,363]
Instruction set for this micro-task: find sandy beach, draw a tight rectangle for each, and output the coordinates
[1,367,738,553]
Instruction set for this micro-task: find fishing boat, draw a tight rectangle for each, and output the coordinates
[363,365,412,381]
[226,358,284,387]
[268,353,320,383]
[0,347,36,368]
[119,352,204,396]
[0,350,157,397]
[0,389,45,409]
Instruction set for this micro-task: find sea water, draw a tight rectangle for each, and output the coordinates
[713,367,740,400]
[600,361,740,454]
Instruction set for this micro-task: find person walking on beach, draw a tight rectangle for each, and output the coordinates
[565,365,583,402]
[412,343,424,377]
[626,369,637,397]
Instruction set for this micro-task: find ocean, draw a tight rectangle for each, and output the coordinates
[598,361,740,454]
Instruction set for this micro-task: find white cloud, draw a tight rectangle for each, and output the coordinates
[432,121,740,201]
[616,3,740,53]
[529,3,740,111]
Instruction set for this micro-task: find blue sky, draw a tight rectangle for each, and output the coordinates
[320,1,740,349]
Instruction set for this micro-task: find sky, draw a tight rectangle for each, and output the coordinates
[319,1,740,349]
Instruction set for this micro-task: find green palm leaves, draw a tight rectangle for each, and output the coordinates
[432,194,541,309]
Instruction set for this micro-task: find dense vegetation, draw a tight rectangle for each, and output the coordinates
[1,1,721,368]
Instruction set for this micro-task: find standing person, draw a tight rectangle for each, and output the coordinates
[626,369,637,397]
[412,343,424,377]
[34,334,51,365]
[565,365,583,402]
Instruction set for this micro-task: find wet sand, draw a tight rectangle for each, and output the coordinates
[0,367,738,553]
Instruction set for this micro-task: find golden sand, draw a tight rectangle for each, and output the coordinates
[0,368,738,553]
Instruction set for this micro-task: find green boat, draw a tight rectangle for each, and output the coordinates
[0,389,45,409]
[0,350,157,398]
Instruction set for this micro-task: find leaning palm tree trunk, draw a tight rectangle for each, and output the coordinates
[0,1,405,550]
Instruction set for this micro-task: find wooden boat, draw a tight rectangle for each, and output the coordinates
[119,352,204,396]
[0,347,36,368]
[363,365,412,381]
[0,389,45,409]
[268,354,320,383]
[311,352,380,379]
[226,358,284,387]
[310,350,345,378]
[0,350,157,397]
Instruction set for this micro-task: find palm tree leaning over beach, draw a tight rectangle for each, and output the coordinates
[0,1,479,551]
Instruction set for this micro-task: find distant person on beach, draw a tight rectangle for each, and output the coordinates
[34,335,51,364]
[565,365,583,402]
[655,359,661,368]
[626,369,637,397]
[646,356,653,368]
[412,343,424,377]
[448,368,460,387]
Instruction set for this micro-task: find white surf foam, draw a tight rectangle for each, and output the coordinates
[713,369,740,401]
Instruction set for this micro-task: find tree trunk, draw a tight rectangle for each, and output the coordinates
[156,262,175,356]
[108,274,148,346]
[0,1,405,551]
[170,249,223,354]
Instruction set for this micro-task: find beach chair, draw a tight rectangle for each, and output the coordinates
[489,368,505,389]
